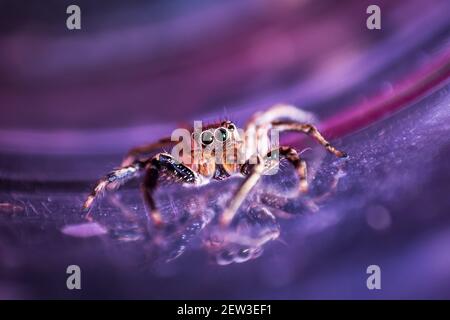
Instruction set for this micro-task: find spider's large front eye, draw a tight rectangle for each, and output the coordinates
[201,131,214,145]
[214,128,228,142]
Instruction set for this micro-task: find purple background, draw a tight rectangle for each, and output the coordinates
[0,0,449,299]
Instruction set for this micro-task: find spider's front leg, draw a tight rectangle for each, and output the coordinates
[219,155,265,227]
[142,153,200,227]
[83,160,147,218]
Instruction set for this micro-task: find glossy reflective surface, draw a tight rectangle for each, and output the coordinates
[0,0,449,299]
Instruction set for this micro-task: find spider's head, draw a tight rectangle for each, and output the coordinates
[205,206,280,265]
[194,120,241,151]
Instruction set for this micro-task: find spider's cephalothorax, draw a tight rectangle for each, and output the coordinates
[188,119,245,182]
[83,104,347,254]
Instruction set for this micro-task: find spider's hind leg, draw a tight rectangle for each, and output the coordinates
[272,121,347,158]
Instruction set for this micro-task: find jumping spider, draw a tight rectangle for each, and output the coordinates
[83,104,347,263]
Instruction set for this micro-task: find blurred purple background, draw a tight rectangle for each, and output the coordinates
[0,0,449,299]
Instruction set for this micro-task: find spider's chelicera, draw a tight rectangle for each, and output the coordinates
[83,104,347,264]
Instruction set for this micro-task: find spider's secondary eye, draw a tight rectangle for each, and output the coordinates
[201,131,214,145]
[227,123,235,131]
[214,128,228,142]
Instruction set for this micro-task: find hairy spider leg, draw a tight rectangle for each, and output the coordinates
[266,146,308,193]
[259,159,347,215]
[219,146,308,227]
[82,160,148,219]
[271,121,347,158]
[142,153,200,227]
[121,137,174,166]
[244,103,317,158]
[219,154,265,227]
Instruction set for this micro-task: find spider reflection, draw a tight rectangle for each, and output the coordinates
[83,159,346,265]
